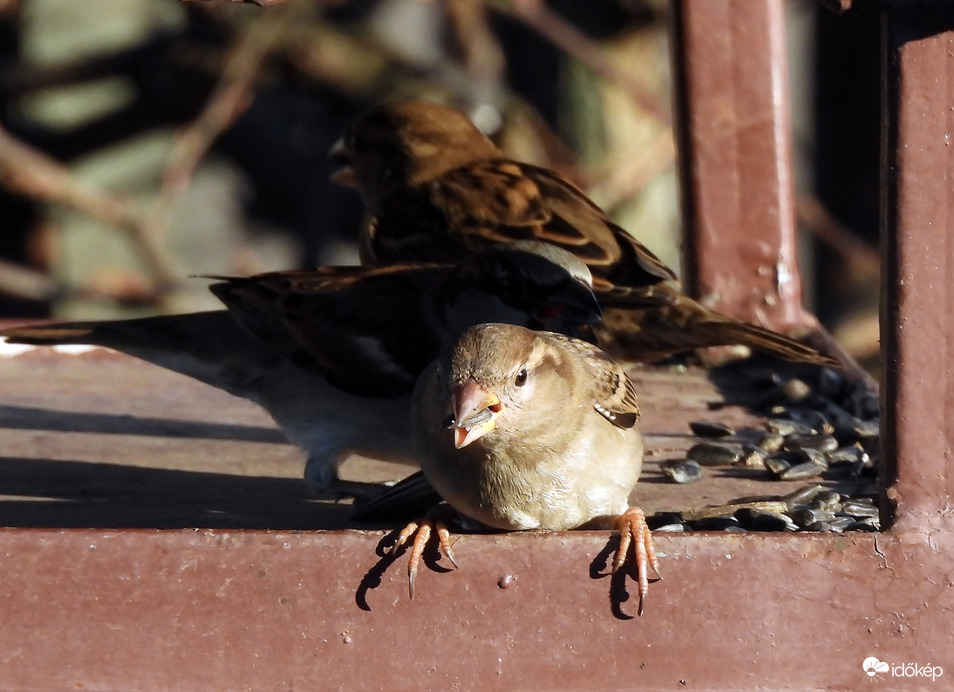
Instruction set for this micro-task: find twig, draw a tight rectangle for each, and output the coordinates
[0,32,175,99]
[0,258,59,302]
[488,0,669,125]
[796,193,880,283]
[445,0,506,98]
[0,125,182,286]
[183,0,289,6]
[144,6,295,247]
[588,129,676,212]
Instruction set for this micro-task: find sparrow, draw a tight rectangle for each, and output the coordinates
[330,100,837,367]
[204,242,604,398]
[1,245,603,501]
[390,323,659,613]
[594,281,838,365]
[329,100,676,289]
[0,310,413,501]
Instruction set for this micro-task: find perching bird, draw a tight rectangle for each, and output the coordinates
[205,242,603,398]
[329,100,674,288]
[593,281,837,365]
[390,323,659,613]
[0,246,602,501]
[0,310,412,501]
[330,100,836,367]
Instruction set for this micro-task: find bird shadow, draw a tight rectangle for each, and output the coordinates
[0,455,356,529]
[589,533,660,621]
[0,403,287,443]
[589,534,635,620]
[355,526,455,611]
[0,401,373,529]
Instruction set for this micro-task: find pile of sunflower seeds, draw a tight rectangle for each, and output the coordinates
[653,366,881,533]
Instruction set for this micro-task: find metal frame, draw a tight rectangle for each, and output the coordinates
[0,2,951,689]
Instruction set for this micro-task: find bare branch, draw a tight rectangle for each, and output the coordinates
[488,0,670,125]
[0,125,182,286]
[145,6,297,246]
[182,0,289,6]
[796,194,880,282]
[588,130,676,212]
[0,258,59,302]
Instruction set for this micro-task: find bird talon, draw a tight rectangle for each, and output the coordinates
[389,521,420,556]
[436,525,459,570]
[612,507,659,615]
[389,515,456,599]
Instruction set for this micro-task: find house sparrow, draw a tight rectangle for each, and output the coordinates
[331,100,837,367]
[595,282,838,365]
[1,246,602,501]
[329,100,676,289]
[205,243,602,397]
[0,310,413,501]
[394,323,659,613]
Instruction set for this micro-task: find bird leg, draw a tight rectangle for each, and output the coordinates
[304,457,398,504]
[612,507,661,616]
[388,509,459,599]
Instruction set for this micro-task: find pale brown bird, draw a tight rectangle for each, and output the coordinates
[1,246,602,501]
[0,311,412,501]
[330,100,836,367]
[329,100,675,288]
[392,323,659,613]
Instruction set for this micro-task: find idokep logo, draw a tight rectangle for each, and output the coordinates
[863,657,944,683]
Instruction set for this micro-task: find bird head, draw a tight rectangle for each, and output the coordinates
[439,323,549,449]
[329,101,499,201]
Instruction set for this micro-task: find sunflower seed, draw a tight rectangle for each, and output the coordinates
[689,516,743,531]
[812,490,843,512]
[787,410,835,435]
[766,419,815,437]
[689,420,735,438]
[661,459,703,484]
[818,368,846,398]
[824,516,857,532]
[788,506,836,528]
[738,444,767,468]
[735,508,798,532]
[765,457,792,477]
[687,442,744,466]
[841,501,880,518]
[781,484,824,507]
[682,500,789,522]
[755,432,786,454]
[780,460,828,480]
[784,433,839,453]
[654,522,690,533]
[827,445,868,466]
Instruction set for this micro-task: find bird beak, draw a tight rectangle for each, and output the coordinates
[328,138,356,187]
[450,378,503,449]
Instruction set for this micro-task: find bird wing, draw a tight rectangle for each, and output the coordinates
[208,265,447,397]
[548,333,640,430]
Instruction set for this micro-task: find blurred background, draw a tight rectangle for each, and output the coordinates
[0,0,880,371]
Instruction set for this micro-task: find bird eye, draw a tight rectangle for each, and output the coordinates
[514,368,529,387]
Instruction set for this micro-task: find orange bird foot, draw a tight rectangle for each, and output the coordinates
[389,513,459,599]
[612,506,661,615]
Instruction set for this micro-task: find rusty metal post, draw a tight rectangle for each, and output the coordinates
[880,17,954,532]
[1,6,954,691]
[673,0,817,334]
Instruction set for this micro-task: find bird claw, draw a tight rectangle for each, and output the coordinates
[612,507,660,616]
[388,514,458,599]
